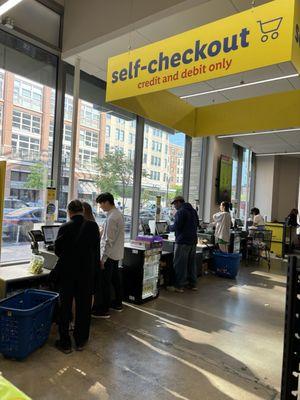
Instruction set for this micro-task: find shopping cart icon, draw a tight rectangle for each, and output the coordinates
[257,17,283,42]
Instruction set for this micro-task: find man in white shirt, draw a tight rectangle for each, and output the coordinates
[92,192,124,319]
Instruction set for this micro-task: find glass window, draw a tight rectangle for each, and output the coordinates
[0,36,57,263]
[128,132,134,144]
[80,100,100,129]
[58,72,136,240]
[140,128,185,233]
[231,146,239,217]
[80,129,99,149]
[50,89,55,116]
[128,149,133,161]
[239,148,252,221]
[64,95,73,121]
[13,76,43,112]
[12,110,41,135]
[0,70,4,100]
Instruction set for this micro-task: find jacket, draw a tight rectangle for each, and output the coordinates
[54,215,100,286]
[213,211,231,243]
[170,203,199,245]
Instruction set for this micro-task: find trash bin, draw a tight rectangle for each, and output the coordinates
[0,289,58,360]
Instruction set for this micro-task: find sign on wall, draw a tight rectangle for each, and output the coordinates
[107,0,295,102]
[45,187,57,225]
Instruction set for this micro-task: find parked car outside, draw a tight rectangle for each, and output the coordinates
[4,198,29,215]
[2,207,67,243]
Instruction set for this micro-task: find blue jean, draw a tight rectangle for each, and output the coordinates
[173,244,197,288]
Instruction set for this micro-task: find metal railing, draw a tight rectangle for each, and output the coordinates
[281,255,300,399]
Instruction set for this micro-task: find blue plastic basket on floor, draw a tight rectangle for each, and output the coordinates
[213,252,241,279]
[0,289,58,360]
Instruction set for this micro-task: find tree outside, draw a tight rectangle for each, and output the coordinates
[25,162,48,202]
[94,150,134,212]
[140,188,158,208]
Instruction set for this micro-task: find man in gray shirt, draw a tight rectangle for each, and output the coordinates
[92,192,124,318]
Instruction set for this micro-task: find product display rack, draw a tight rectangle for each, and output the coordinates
[281,255,300,399]
[122,241,162,304]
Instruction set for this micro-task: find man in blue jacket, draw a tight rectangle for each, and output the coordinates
[170,196,199,293]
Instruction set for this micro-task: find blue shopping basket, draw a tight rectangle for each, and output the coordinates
[213,252,241,279]
[0,289,58,360]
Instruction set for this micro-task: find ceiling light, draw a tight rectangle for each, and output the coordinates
[0,0,24,16]
[180,73,299,100]
[256,152,300,157]
[217,127,300,139]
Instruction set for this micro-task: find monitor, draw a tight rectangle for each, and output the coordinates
[28,230,44,243]
[42,225,60,245]
[235,219,244,227]
[156,221,169,236]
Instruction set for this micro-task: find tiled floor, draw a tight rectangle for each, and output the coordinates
[0,259,286,399]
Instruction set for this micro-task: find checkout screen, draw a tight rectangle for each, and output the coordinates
[43,226,60,244]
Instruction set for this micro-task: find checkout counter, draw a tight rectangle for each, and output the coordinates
[0,226,59,299]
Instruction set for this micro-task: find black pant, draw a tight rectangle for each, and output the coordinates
[59,279,92,347]
[94,258,122,313]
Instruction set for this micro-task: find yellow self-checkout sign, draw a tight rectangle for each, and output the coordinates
[106,0,295,102]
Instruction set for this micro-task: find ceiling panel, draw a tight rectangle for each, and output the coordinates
[170,81,214,97]
[230,0,272,12]
[185,92,230,107]
[223,78,295,101]
[234,141,297,153]
[167,63,300,107]
[136,0,236,43]
[206,65,295,90]
[79,30,150,75]
[232,129,300,154]
[277,132,300,144]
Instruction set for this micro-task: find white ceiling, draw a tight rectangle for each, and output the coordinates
[170,63,300,107]
[233,130,300,155]
[64,0,273,81]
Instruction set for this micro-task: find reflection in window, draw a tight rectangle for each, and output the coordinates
[140,128,185,234]
[64,95,73,121]
[13,76,43,112]
[239,149,252,221]
[80,100,100,129]
[80,129,99,149]
[12,110,41,134]
[0,70,4,100]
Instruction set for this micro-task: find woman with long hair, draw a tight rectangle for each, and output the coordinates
[213,201,232,252]
[82,202,96,222]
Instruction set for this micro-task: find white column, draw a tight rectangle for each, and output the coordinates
[68,57,81,203]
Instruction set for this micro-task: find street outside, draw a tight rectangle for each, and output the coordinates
[1,242,32,263]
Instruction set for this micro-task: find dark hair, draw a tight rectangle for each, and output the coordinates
[96,192,114,205]
[221,201,230,212]
[251,207,260,215]
[68,199,83,213]
[82,202,95,222]
[290,208,298,215]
